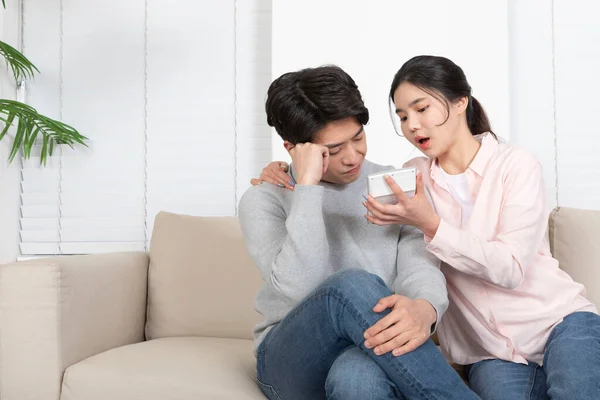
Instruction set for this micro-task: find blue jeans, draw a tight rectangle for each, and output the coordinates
[256,269,479,399]
[467,311,600,399]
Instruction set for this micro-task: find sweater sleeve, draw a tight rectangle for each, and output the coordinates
[238,185,334,306]
[394,225,448,333]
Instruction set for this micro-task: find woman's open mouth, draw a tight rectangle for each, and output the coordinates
[417,137,431,149]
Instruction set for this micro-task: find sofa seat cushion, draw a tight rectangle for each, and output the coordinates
[60,337,265,400]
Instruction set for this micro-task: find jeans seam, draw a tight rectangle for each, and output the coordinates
[526,365,537,399]
[256,348,283,400]
[255,378,283,400]
[257,291,350,399]
[321,286,436,400]
[259,292,327,352]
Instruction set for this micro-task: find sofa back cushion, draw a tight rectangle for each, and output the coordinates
[549,207,600,308]
[145,212,262,341]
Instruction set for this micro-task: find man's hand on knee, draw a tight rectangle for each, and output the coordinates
[363,295,436,357]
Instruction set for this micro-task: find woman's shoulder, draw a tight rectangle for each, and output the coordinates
[495,140,541,170]
[402,156,433,171]
[403,156,432,168]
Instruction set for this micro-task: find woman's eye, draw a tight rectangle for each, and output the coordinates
[418,105,429,113]
[353,135,364,142]
[399,116,407,122]
[329,150,341,156]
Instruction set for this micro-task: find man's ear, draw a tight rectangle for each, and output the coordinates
[283,141,295,153]
[455,96,469,115]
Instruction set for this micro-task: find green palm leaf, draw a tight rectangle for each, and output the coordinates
[0,40,39,82]
[1,2,87,165]
[0,99,88,165]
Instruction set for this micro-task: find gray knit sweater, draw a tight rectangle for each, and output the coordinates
[238,160,448,349]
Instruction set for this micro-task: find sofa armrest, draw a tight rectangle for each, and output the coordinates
[0,251,149,400]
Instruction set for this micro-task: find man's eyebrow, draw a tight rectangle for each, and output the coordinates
[324,126,364,149]
[395,97,427,113]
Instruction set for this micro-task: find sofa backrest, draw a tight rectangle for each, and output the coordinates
[145,208,598,343]
[549,207,600,308]
[145,212,262,341]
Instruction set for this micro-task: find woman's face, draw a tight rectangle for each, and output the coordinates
[393,82,466,159]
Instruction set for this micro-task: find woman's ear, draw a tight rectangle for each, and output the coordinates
[455,96,469,115]
[283,141,295,153]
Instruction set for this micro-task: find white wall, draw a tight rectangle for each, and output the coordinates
[553,0,600,210]
[508,0,600,210]
[271,0,510,168]
[508,0,557,208]
[235,0,272,202]
[0,1,23,264]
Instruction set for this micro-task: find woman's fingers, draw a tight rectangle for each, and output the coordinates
[258,162,295,190]
[365,195,399,215]
[365,205,398,221]
[260,175,295,190]
[384,175,409,202]
[366,214,397,226]
[364,203,403,224]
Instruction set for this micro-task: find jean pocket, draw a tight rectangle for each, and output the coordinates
[256,378,283,400]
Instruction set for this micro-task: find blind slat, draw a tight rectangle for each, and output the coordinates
[19,0,272,256]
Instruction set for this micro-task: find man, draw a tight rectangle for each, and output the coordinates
[238,65,478,399]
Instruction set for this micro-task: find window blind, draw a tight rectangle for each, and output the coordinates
[19,0,272,256]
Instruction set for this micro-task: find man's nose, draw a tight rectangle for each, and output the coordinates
[342,146,360,165]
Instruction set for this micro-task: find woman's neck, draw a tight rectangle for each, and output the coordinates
[437,131,481,175]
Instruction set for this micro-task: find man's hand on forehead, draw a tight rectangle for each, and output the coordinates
[288,143,330,186]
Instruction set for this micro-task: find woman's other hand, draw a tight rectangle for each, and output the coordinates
[250,161,295,190]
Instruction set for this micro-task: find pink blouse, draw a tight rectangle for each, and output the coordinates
[405,133,597,365]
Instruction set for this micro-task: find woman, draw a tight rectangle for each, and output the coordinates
[255,55,600,399]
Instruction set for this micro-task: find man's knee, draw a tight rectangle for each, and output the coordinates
[325,347,397,400]
[321,268,388,299]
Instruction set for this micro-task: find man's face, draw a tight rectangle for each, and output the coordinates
[312,117,367,184]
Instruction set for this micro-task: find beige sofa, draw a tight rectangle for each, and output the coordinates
[0,207,598,400]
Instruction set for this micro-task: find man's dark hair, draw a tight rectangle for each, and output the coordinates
[265,65,369,144]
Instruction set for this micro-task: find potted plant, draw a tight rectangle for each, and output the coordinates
[0,0,87,165]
